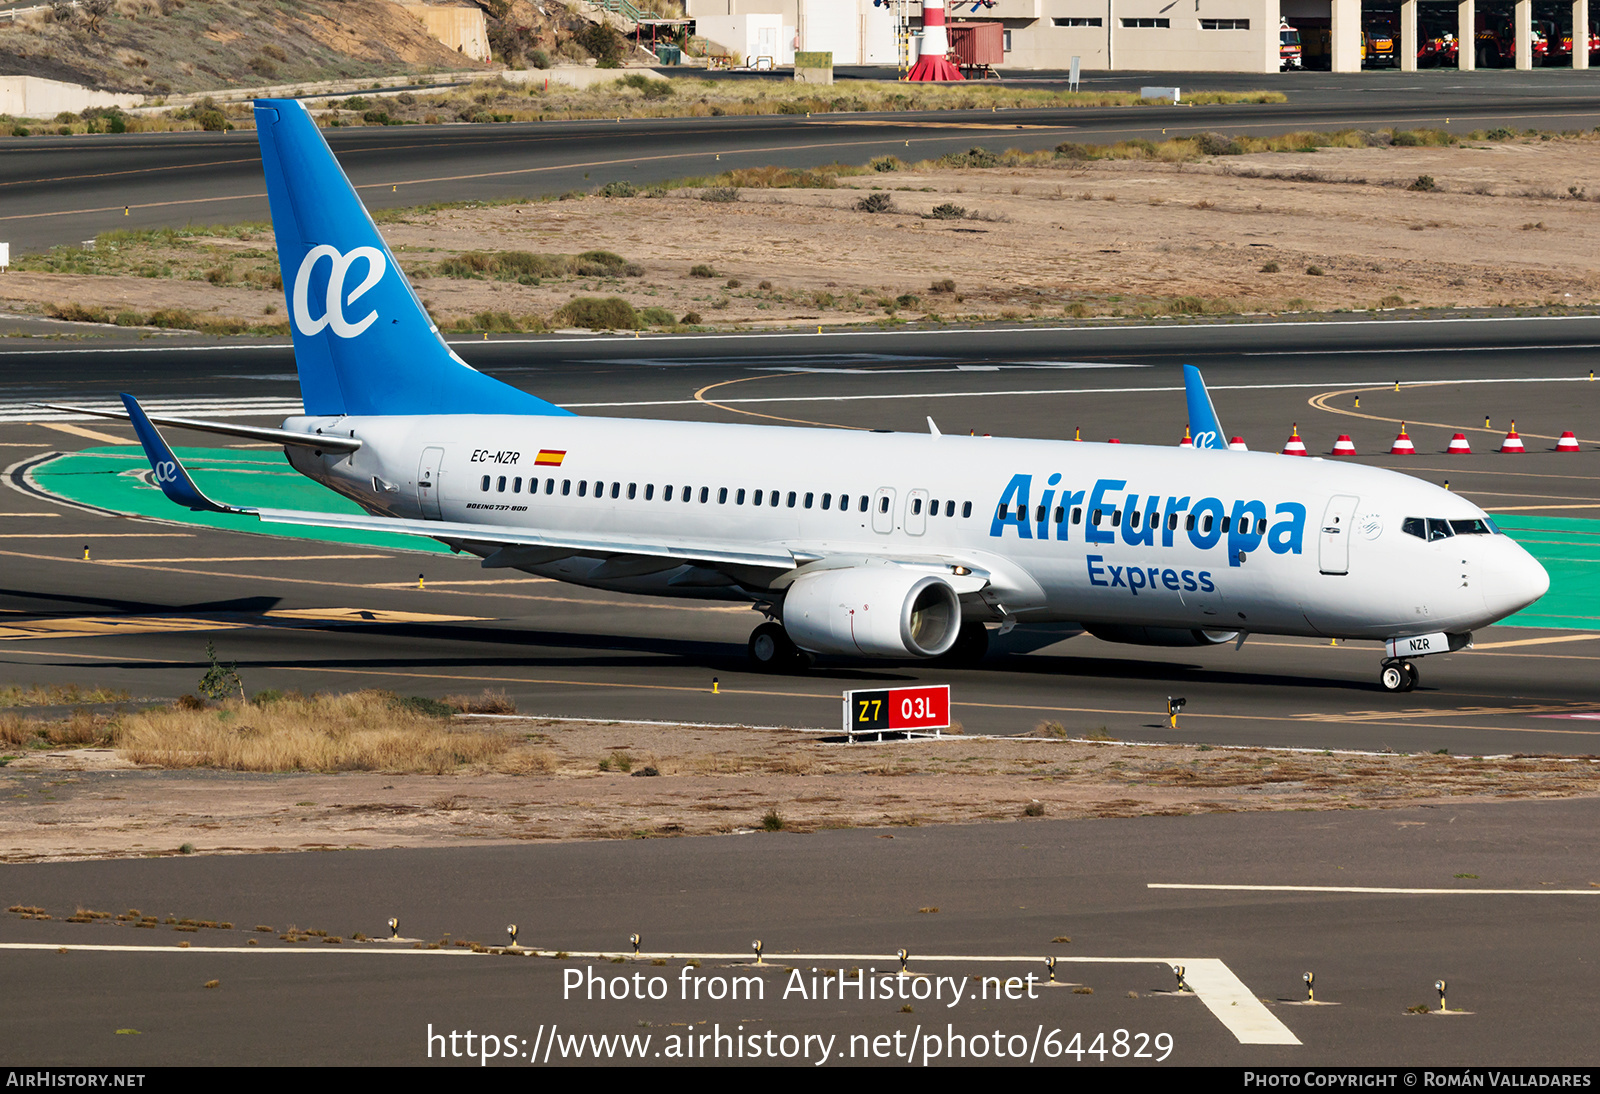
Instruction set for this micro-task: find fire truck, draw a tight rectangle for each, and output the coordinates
[1280,18,1303,70]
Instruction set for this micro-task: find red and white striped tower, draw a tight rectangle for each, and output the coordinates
[905,0,964,81]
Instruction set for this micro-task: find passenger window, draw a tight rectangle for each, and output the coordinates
[1072,507,1082,524]
[1257,518,1267,535]
[700,487,709,503]
[684,486,693,503]
[1167,512,1178,531]
[1185,514,1195,531]
[562,479,572,496]
[1092,509,1102,526]
[998,504,1009,520]
[805,492,814,509]
[788,491,797,508]
[1111,510,1121,528]
[628,483,637,500]
[497,475,507,492]
[861,497,870,513]
[737,488,746,505]
[929,498,939,516]
[1221,516,1230,533]
[947,501,956,518]
[1130,509,1140,529]
[480,475,490,492]
[610,482,620,499]
[1202,515,1213,533]
[877,496,888,513]
[962,501,972,518]
[821,493,831,510]
[663,485,673,501]
[513,477,522,493]
[596,482,605,500]
[718,487,728,504]
[545,478,555,494]
[1054,506,1064,524]
[645,484,654,501]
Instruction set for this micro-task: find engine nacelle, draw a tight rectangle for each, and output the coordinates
[1084,624,1238,647]
[783,564,961,658]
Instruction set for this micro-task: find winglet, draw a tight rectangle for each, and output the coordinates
[120,393,249,514]
[1182,365,1229,451]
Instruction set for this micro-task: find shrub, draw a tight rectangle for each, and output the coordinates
[1306,265,1325,276]
[1054,142,1098,160]
[1260,261,1280,274]
[689,264,717,278]
[930,278,955,293]
[869,155,902,172]
[576,23,626,67]
[926,202,965,220]
[700,187,739,203]
[196,110,229,132]
[557,296,639,330]
[762,808,784,831]
[857,192,894,213]
[1195,131,1242,155]
[572,250,643,276]
[679,310,702,324]
[527,49,550,69]
[639,306,675,326]
[940,146,999,168]
[599,180,638,198]
[1408,174,1437,192]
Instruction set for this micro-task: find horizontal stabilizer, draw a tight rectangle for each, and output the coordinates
[36,402,361,453]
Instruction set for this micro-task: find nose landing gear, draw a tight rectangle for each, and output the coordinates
[1379,659,1420,693]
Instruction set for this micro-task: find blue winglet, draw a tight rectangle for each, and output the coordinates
[1182,365,1229,451]
[120,393,244,514]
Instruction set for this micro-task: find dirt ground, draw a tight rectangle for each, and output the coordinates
[3,717,1598,862]
[6,136,1600,334]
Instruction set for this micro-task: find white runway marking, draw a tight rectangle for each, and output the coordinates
[0,943,1296,1045]
[1151,883,1600,896]
[0,397,304,423]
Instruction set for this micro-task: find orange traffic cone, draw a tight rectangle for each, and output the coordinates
[1447,433,1472,455]
[1331,434,1357,456]
[1390,423,1416,455]
[1228,436,1248,451]
[1499,421,1525,453]
[1281,424,1309,456]
[1557,431,1581,452]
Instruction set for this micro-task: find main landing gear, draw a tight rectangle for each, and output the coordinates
[748,621,808,672]
[1379,659,1421,693]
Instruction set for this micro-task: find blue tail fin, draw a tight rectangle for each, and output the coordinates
[254,99,570,419]
[1182,365,1229,450]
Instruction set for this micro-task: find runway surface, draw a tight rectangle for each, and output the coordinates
[3,796,1597,1065]
[5,68,1600,251]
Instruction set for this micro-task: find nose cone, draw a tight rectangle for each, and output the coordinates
[1485,543,1550,622]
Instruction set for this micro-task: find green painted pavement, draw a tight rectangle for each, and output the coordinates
[1493,515,1600,630]
[22,449,1598,628]
[27,446,450,555]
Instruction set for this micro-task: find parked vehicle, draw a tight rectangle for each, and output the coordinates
[1363,19,1399,67]
[1280,18,1303,70]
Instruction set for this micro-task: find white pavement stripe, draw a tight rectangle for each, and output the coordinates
[0,943,1288,1045]
[0,398,303,423]
[1150,883,1600,895]
[1179,958,1301,1046]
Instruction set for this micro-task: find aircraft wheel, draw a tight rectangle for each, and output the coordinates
[937,622,989,667]
[1379,662,1407,692]
[1403,661,1420,692]
[748,622,801,672]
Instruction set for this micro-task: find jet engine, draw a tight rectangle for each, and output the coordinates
[1084,624,1238,647]
[782,564,961,658]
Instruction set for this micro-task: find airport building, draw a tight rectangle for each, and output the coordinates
[684,0,1595,73]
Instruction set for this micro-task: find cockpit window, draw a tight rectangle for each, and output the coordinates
[1405,516,1497,540]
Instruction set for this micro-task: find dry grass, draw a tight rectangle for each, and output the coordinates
[0,684,131,707]
[113,691,514,773]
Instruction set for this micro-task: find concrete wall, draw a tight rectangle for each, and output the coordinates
[0,76,143,118]
[398,2,491,63]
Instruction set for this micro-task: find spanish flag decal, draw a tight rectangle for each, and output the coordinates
[535,449,566,466]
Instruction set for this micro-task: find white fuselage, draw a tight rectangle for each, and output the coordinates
[283,413,1549,642]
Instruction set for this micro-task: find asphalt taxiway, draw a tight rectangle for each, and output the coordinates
[4,315,1600,1066]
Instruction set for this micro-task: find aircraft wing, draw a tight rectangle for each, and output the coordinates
[117,392,803,573]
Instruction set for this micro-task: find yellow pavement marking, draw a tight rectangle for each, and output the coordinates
[1473,633,1600,650]
[35,422,128,445]
[695,373,865,430]
[0,607,484,641]
[1307,384,1597,444]
[369,578,553,587]
[128,555,392,563]
[1487,504,1600,512]
[817,119,1072,130]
